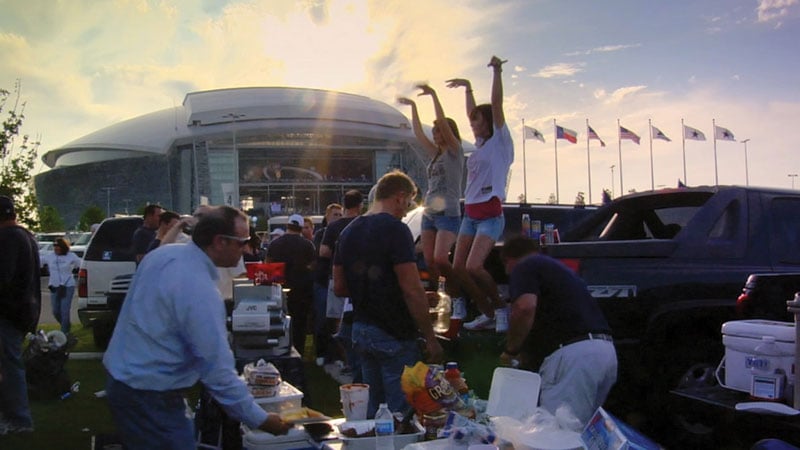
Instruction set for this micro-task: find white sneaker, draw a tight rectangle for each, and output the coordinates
[494,307,509,333]
[463,314,495,331]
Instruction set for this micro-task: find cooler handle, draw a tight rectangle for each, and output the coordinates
[715,356,733,389]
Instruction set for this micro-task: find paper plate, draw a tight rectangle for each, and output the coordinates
[486,367,541,419]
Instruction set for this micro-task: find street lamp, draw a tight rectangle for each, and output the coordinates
[789,174,798,190]
[741,139,750,186]
[222,113,245,208]
[100,187,115,218]
[610,165,616,198]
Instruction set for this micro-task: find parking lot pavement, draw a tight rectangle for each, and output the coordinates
[39,276,80,326]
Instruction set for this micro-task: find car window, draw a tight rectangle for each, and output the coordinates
[84,219,142,262]
[771,198,800,265]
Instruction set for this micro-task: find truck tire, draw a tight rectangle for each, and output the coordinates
[92,322,114,349]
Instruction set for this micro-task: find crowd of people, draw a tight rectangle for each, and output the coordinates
[0,55,618,445]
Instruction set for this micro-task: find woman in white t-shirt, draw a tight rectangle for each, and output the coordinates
[446,55,514,332]
[41,237,81,334]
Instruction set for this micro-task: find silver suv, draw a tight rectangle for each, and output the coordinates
[76,216,141,348]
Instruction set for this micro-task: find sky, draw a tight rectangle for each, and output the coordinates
[1,0,799,205]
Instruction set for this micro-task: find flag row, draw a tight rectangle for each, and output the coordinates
[523,122,737,145]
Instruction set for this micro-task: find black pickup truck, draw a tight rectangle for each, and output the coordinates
[541,186,800,417]
[735,272,800,321]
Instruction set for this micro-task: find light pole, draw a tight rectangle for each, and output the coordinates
[610,165,616,198]
[222,112,245,208]
[789,174,798,190]
[100,187,115,218]
[741,139,750,186]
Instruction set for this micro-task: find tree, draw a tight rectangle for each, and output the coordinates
[79,206,105,231]
[574,191,585,207]
[38,205,65,232]
[0,81,39,229]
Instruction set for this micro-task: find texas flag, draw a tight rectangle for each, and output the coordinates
[556,125,577,144]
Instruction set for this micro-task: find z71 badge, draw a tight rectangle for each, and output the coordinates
[588,285,637,298]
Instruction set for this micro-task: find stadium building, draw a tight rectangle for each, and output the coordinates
[36,87,452,228]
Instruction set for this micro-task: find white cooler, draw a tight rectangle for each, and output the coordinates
[719,319,796,393]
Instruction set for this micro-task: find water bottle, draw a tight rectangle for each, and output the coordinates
[433,277,451,334]
[747,335,785,401]
[521,213,531,238]
[374,403,394,450]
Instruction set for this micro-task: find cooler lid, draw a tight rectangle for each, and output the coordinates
[721,319,796,343]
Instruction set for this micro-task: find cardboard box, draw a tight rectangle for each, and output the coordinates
[582,407,661,450]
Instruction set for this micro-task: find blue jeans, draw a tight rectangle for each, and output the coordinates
[50,285,75,334]
[351,322,421,418]
[334,319,362,384]
[459,214,505,240]
[0,318,34,428]
[106,375,194,449]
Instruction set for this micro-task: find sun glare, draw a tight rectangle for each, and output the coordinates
[259,0,383,90]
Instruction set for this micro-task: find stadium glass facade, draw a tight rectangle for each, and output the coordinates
[35,87,432,229]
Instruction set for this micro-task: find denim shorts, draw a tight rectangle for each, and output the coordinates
[459,214,505,240]
[421,213,461,234]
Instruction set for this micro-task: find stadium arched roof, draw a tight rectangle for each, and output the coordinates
[42,87,414,168]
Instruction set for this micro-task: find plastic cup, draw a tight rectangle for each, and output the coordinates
[339,383,370,420]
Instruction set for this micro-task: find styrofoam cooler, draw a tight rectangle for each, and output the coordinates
[720,319,795,392]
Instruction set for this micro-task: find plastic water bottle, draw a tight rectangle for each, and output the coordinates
[748,335,785,400]
[374,403,394,450]
[433,277,451,334]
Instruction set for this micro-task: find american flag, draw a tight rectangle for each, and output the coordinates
[556,125,577,144]
[587,125,606,147]
[619,126,640,145]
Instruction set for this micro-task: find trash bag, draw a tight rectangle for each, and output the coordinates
[23,330,74,400]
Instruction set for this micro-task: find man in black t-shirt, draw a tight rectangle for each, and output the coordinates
[320,190,363,378]
[132,204,163,264]
[267,214,315,356]
[312,203,342,366]
[500,235,618,424]
[333,171,442,416]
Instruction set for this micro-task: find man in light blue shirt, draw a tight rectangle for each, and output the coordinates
[104,205,290,448]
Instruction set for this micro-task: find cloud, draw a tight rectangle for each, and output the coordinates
[565,43,641,56]
[532,62,584,79]
[757,0,799,25]
[602,85,648,104]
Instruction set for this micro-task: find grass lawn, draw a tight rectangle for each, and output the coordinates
[0,326,345,449]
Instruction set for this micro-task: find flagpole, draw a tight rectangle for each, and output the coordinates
[586,119,592,205]
[681,118,687,185]
[553,118,560,204]
[648,118,654,191]
[712,118,719,186]
[617,119,624,196]
[522,119,528,203]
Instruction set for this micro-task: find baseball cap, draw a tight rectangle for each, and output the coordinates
[270,228,285,236]
[288,214,304,227]
[0,195,14,219]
